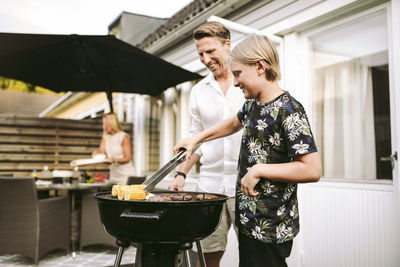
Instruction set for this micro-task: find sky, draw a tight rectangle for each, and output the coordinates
[0,0,193,35]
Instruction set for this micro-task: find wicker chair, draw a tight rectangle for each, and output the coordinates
[127,176,147,185]
[0,177,70,264]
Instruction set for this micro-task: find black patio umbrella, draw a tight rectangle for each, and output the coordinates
[0,32,202,112]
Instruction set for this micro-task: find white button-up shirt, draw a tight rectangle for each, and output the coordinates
[189,73,245,197]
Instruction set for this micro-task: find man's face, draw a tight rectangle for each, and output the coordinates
[195,37,230,78]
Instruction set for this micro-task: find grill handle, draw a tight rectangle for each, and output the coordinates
[120,208,165,221]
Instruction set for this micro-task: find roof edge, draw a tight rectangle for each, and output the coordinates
[138,0,252,54]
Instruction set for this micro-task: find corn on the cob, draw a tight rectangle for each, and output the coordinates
[111,185,120,197]
[124,189,147,200]
[130,184,147,190]
[112,184,148,200]
[117,185,131,200]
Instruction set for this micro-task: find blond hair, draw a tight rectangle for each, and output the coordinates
[193,21,230,44]
[103,113,122,133]
[230,34,281,81]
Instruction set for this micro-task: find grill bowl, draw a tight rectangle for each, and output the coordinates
[94,191,228,244]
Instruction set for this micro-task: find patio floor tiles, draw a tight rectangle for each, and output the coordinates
[0,245,136,267]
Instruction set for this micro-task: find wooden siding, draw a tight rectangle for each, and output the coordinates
[0,115,133,176]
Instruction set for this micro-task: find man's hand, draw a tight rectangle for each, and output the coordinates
[168,175,185,191]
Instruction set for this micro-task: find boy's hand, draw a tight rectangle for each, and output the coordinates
[241,165,261,196]
[173,138,197,161]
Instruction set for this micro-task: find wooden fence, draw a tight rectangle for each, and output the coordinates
[0,115,133,176]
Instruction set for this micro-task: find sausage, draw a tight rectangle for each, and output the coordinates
[196,193,218,200]
[147,195,173,202]
[171,193,192,201]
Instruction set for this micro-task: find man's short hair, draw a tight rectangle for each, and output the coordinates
[193,21,230,43]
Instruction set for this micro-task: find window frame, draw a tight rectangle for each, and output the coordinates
[297,3,398,185]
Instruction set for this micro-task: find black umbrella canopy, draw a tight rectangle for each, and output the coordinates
[0,32,202,110]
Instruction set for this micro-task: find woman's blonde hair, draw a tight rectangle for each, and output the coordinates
[230,34,281,81]
[103,113,122,133]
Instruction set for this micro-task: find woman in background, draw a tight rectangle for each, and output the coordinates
[93,113,135,184]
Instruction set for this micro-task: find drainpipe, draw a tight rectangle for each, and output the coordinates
[207,15,282,44]
[117,93,124,121]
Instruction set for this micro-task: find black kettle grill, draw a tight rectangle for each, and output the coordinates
[94,148,228,267]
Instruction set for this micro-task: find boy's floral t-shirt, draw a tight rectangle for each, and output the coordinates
[236,91,317,244]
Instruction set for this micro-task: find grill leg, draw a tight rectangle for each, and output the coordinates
[178,242,193,267]
[183,249,192,267]
[196,241,206,267]
[114,247,125,267]
[114,240,130,267]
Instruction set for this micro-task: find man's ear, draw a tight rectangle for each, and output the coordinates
[255,60,266,75]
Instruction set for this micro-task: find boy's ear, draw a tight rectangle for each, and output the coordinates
[255,60,266,75]
[224,39,231,48]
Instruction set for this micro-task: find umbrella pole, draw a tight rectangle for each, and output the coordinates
[106,91,114,113]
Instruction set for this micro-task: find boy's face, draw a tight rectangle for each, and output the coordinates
[230,59,261,99]
[195,37,230,78]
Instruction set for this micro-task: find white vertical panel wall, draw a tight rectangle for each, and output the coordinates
[297,181,398,267]
[221,182,399,267]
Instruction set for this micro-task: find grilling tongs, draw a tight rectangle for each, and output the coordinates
[142,145,200,191]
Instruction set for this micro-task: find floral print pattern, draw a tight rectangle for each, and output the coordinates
[236,91,317,244]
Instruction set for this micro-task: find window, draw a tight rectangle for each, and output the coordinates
[310,10,392,180]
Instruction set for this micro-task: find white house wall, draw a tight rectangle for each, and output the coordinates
[298,182,399,267]
[388,0,400,208]
[149,1,399,267]
[159,0,328,69]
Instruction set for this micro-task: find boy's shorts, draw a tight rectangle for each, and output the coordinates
[238,232,293,267]
[195,196,237,253]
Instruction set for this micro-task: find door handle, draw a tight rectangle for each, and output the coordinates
[379,156,392,162]
[380,152,397,170]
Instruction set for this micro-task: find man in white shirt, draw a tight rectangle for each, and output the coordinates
[169,21,244,267]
